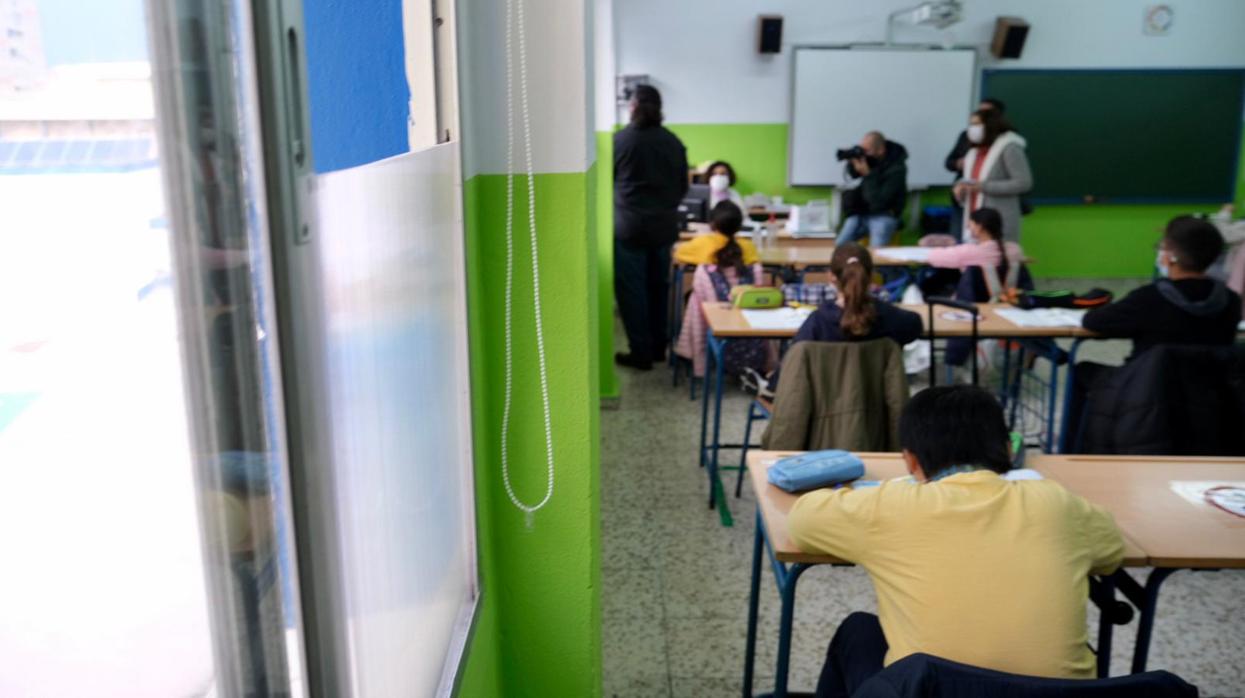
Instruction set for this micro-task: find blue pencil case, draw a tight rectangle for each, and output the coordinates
[767,450,866,492]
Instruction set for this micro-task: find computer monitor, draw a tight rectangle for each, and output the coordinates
[679,183,711,224]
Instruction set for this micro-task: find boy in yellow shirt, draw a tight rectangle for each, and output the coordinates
[788,385,1125,697]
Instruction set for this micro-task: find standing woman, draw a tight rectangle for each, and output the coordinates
[954,108,1032,243]
[613,85,689,370]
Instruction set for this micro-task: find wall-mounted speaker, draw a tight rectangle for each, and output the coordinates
[991,16,1029,59]
[758,15,783,54]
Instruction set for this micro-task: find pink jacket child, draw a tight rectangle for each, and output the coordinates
[927,240,1025,298]
[674,263,766,377]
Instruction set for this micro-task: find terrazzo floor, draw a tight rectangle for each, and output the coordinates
[601,279,1245,697]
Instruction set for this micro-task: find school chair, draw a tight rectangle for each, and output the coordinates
[1073,343,1245,455]
[758,340,908,453]
[850,653,1198,698]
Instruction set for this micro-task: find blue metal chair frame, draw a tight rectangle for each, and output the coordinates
[699,331,743,526]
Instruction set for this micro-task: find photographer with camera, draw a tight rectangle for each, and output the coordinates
[837,131,908,247]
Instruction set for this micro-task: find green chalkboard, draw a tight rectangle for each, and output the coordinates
[981,69,1245,203]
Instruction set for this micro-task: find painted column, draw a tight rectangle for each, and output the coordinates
[456,1,602,695]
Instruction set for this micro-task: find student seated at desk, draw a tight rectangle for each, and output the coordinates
[1081,216,1241,355]
[924,207,1023,300]
[765,244,921,391]
[705,160,745,210]
[788,385,1125,697]
[674,201,767,378]
[1065,216,1242,446]
[674,200,760,266]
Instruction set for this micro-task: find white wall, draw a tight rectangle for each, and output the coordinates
[457,0,592,177]
[614,0,1245,124]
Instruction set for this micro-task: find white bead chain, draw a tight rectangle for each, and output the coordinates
[501,0,554,528]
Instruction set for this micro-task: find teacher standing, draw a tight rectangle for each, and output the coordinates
[953,108,1032,243]
[613,85,689,370]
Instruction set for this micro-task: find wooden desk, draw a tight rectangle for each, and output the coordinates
[755,245,945,269]
[1034,456,1245,569]
[746,451,1149,566]
[678,224,833,249]
[701,301,1096,340]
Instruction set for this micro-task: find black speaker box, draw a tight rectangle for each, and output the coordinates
[758,15,783,54]
[992,16,1029,59]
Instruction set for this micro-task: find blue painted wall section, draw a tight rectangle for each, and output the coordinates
[302,0,410,173]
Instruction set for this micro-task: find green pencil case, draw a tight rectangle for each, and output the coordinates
[730,285,783,309]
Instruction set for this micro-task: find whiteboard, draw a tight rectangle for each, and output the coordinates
[789,48,976,188]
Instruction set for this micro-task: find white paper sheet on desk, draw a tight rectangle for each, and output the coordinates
[995,308,1088,328]
[874,246,931,263]
[742,307,813,330]
[1170,480,1245,511]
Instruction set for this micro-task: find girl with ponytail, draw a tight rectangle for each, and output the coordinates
[674,201,768,377]
[830,244,878,337]
[795,242,920,345]
[766,242,923,390]
[926,207,1023,299]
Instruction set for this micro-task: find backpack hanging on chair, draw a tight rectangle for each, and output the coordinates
[708,267,769,377]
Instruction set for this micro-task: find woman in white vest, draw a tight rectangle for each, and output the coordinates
[953,109,1032,243]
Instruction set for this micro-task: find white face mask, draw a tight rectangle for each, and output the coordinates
[1156,249,1170,278]
[967,124,985,144]
[709,174,730,192]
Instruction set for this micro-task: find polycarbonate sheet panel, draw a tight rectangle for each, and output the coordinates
[311,143,476,697]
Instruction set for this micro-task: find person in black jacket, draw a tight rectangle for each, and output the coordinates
[1067,216,1242,448]
[613,85,689,370]
[944,98,1005,235]
[838,132,908,247]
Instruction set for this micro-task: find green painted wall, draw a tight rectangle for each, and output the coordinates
[665,122,1245,278]
[595,132,619,399]
[458,172,602,697]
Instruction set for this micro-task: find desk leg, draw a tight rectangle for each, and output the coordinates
[709,336,727,511]
[774,563,811,698]
[1090,575,1119,678]
[1044,352,1061,453]
[743,510,764,698]
[699,332,713,469]
[1131,568,1177,674]
[671,265,686,385]
[1058,338,1086,454]
[999,340,1013,413]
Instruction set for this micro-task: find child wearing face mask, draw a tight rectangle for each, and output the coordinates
[1063,217,1242,445]
[704,160,745,210]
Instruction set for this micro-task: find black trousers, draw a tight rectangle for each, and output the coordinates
[614,239,671,362]
[816,612,889,698]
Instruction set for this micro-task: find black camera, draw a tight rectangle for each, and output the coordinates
[836,145,866,161]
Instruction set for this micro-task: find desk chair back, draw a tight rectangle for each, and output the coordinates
[761,339,908,452]
[1079,344,1245,455]
[855,653,1198,698]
